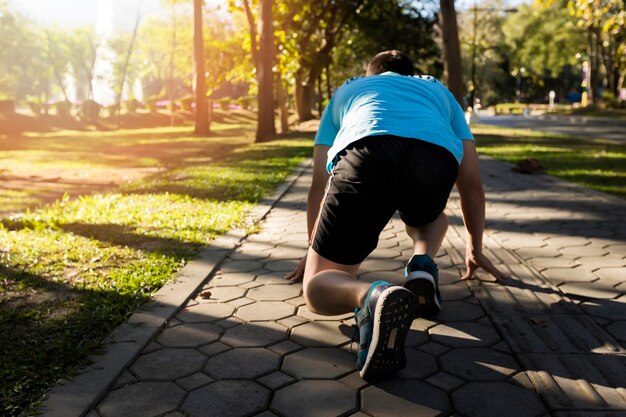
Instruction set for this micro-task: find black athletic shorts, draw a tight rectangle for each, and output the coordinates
[311,135,459,265]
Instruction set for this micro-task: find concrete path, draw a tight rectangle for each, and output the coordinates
[476,114,626,143]
[42,156,625,417]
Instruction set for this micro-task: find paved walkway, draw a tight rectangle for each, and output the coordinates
[42,156,625,417]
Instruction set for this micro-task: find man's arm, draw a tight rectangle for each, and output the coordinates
[456,140,504,280]
[285,144,330,281]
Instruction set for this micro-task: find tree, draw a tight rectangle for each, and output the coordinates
[439,0,463,105]
[256,0,276,141]
[230,0,276,141]
[194,0,209,134]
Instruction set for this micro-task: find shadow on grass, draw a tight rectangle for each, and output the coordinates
[0,265,145,417]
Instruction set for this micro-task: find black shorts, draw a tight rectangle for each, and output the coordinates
[311,135,458,265]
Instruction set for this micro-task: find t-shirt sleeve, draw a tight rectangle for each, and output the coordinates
[314,95,339,146]
[446,89,474,141]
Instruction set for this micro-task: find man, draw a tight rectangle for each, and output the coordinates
[287,50,503,380]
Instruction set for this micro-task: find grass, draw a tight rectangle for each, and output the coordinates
[0,129,312,416]
[549,106,626,120]
[472,124,626,198]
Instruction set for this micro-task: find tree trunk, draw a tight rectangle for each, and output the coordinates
[255,0,276,142]
[193,0,209,135]
[115,7,141,127]
[276,71,289,133]
[439,0,464,106]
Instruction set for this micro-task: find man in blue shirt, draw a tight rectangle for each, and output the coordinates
[287,51,503,380]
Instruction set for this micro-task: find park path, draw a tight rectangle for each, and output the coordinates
[42,155,625,417]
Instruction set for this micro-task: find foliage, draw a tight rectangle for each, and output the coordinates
[0,128,312,416]
[474,123,626,198]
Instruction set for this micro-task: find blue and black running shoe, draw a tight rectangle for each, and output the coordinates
[354,280,415,380]
[404,254,441,314]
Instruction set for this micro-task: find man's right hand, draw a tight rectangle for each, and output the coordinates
[285,254,307,282]
[461,248,505,281]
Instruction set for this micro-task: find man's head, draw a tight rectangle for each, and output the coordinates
[366,50,414,76]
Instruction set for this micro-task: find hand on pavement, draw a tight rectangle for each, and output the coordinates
[285,255,307,282]
[462,250,506,281]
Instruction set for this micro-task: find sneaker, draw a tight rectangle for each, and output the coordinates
[404,254,441,314]
[354,280,415,380]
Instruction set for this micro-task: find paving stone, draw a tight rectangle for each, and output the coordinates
[204,286,246,302]
[157,323,221,348]
[175,372,214,391]
[290,321,352,347]
[247,284,301,301]
[265,247,306,260]
[435,301,485,322]
[580,298,626,320]
[226,297,255,308]
[359,258,405,272]
[593,267,626,284]
[296,305,353,321]
[255,271,296,285]
[369,248,403,259]
[264,259,299,272]
[267,339,302,356]
[424,372,465,392]
[396,349,438,380]
[282,347,355,379]
[285,295,306,306]
[220,260,265,273]
[111,370,136,389]
[543,236,590,249]
[521,353,626,410]
[429,322,500,348]
[131,349,206,380]
[528,257,580,270]
[182,381,269,417]
[606,321,626,343]
[559,282,621,299]
[358,271,404,285]
[238,281,263,289]
[552,412,626,417]
[361,380,450,417]
[515,247,563,261]
[452,381,546,417]
[214,316,243,329]
[338,371,369,390]
[492,314,624,354]
[559,246,607,257]
[271,380,357,417]
[405,326,429,347]
[221,321,288,348]
[471,281,579,315]
[198,341,231,357]
[98,382,185,417]
[277,315,308,328]
[256,371,295,390]
[175,302,235,323]
[438,270,463,285]
[236,301,295,321]
[440,348,518,381]
[209,272,255,287]
[576,256,625,269]
[419,341,450,356]
[439,283,472,301]
[206,348,280,379]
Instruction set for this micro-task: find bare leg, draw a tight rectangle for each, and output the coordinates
[303,247,371,316]
[405,212,448,258]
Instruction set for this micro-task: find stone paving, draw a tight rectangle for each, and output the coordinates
[45,156,625,417]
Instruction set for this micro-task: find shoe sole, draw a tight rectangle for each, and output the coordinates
[404,271,441,314]
[359,287,415,380]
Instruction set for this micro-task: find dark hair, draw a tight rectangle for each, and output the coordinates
[366,50,414,76]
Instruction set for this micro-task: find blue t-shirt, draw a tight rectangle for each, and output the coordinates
[314,72,474,171]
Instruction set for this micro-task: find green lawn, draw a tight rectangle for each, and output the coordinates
[473,124,626,198]
[0,129,312,416]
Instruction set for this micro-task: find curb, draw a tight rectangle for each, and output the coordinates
[40,158,313,417]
